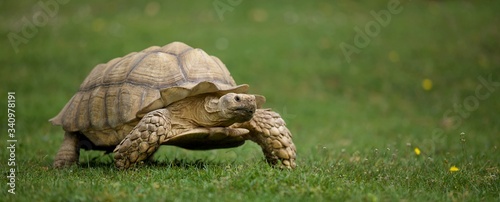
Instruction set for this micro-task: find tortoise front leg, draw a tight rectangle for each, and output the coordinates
[114,109,170,169]
[233,109,297,169]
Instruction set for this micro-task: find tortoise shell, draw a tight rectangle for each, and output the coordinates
[50,42,248,145]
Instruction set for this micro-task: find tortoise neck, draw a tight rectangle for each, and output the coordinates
[168,94,234,127]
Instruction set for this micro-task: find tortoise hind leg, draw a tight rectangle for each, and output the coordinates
[114,109,170,169]
[53,132,81,168]
[232,109,297,169]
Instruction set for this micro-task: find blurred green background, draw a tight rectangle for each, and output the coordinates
[0,0,499,200]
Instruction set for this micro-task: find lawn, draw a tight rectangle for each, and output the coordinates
[1,0,499,201]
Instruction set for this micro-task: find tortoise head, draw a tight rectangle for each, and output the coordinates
[204,93,257,125]
[219,93,256,122]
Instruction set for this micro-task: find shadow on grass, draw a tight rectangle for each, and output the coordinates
[78,154,224,170]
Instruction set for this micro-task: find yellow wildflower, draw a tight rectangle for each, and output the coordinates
[422,79,433,91]
[414,147,421,155]
[388,51,400,63]
[449,166,459,172]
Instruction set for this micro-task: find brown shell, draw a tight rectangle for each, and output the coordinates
[50,42,248,133]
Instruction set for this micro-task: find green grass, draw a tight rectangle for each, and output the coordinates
[1,0,499,201]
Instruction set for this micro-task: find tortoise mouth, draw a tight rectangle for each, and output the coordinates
[231,107,255,122]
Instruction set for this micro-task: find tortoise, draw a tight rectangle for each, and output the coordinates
[50,41,296,169]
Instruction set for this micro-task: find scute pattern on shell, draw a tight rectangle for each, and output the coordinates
[50,42,248,133]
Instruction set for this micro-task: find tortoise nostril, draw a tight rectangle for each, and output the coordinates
[234,95,241,102]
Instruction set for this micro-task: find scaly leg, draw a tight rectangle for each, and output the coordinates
[53,132,81,168]
[114,109,170,169]
[114,108,253,169]
[233,109,297,169]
